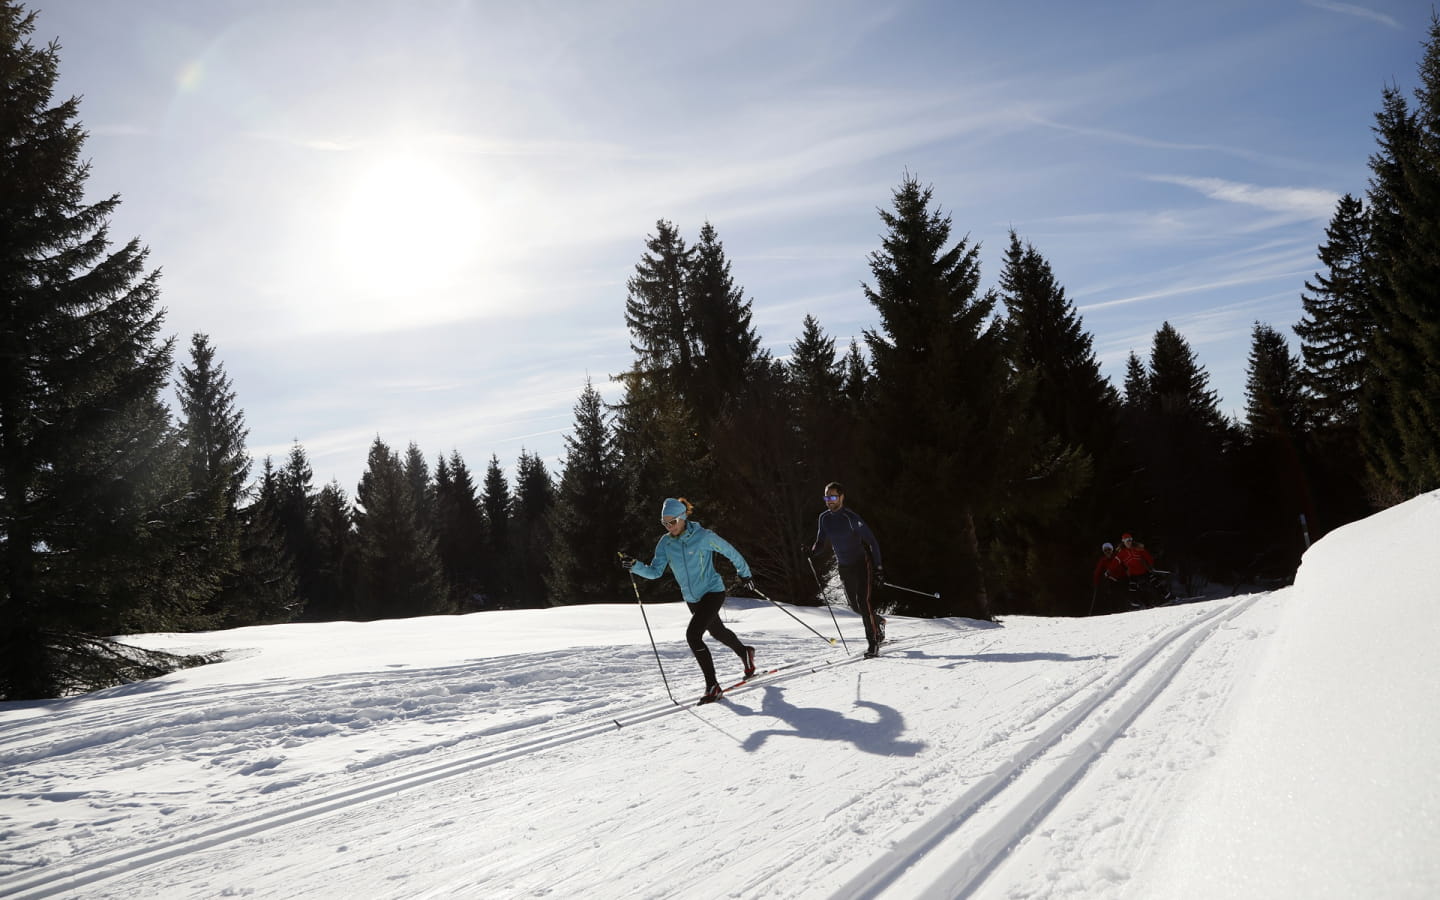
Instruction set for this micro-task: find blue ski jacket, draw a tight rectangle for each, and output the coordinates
[811,507,883,569]
[630,520,752,604]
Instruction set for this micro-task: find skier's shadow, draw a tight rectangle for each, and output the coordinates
[727,684,926,756]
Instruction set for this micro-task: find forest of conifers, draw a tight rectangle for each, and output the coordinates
[3,3,1438,699]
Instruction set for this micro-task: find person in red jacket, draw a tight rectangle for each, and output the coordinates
[1090,541,1127,614]
[1115,533,1174,605]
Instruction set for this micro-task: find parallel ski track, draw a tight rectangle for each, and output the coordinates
[833,595,1262,899]
[0,629,972,898]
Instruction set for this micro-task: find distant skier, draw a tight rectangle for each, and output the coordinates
[1116,532,1174,605]
[621,497,757,705]
[1091,542,1125,613]
[809,482,886,658]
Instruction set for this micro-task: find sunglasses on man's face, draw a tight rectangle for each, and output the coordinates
[823,495,840,502]
[661,516,681,526]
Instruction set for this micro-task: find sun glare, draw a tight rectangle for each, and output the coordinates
[330,151,486,298]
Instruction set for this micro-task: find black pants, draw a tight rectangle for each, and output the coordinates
[837,562,882,648]
[687,591,748,687]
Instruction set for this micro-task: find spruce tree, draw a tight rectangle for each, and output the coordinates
[511,450,554,607]
[175,333,249,622]
[1295,194,1374,430]
[624,220,693,387]
[685,221,763,423]
[994,231,1114,613]
[276,443,317,616]
[353,437,447,618]
[217,458,299,626]
[307,480,354,621]
[0,4,206,698]
[860,175,1011,619]
[433,450,487,609]
[481,454,514,605]
[1240,323,1314,577]
[547,381,631,604]
[1360,19,1440,500]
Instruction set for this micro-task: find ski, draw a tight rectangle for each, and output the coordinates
[696,667,781,705]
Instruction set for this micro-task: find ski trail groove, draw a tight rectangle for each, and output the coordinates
[833,597,1261,900]
[0,630,971,898]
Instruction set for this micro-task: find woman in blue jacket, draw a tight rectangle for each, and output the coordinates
[623,497,757,704]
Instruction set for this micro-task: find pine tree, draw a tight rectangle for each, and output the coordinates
[403,442,434,536]
[175,333,249,622]
[353,437,447,618]
[307,480,354,621]
[1239,323,1315,577]
[276,443,317,617]
[860,175,1012,619]
[216,458,299,626]
[686,221,763,423]
[511,450,554,607]
[1295,194,1375,430]
[481,454,514,605]
[624,220,693,388]
[547,380,631,604]
[993,231,1114,613]
[1360,18,1440,500]
[433,450,487,609]
[0,5,207,698]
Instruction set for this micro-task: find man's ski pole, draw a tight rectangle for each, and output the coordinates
[807,558,849,652]
[751,585,838,646]
[880,580,940,599]
[620,552,679,706]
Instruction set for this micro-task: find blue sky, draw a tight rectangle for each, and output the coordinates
[36,0,1427,494]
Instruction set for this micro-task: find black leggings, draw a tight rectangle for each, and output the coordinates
[838,562,882,646]
[687,591,748,686]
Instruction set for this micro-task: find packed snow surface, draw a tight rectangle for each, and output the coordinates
[2,492,1438,898]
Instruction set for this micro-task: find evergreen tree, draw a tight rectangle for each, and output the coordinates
[1240,323,1315,578]
[175,333,249,622]
[403,442,434,536]
[353,437,447,618]
[511,450,554,607]
[994,231,1116,614]
[216,458,299,626]
[481,454,514,605]
[1123,351,1151,408]
[859,175,1014,619]
[685,221,763,423]
[840,338,870,406]
[1295,194,1375,430]
[0,5,207,698]
[785,316,849,600]
[276,443,317,617]
[1133,323,1238,588]
[1361,19,1440,500]
[547,381,630,604]
[433,450,487,609]
[306,480,354,621]
[624,220,693,388]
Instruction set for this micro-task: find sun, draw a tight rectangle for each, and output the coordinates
[329,150,486,299]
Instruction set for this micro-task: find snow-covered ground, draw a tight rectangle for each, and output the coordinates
[2,492,1438,899]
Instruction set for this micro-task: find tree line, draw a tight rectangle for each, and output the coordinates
[3,2,1438,699]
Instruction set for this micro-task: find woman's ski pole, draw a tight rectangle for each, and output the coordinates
[751,585,838,646]
[807,558,849,652]
[620,552,679,706]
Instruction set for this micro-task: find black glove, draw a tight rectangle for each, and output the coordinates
[618,553,636,571]
[874,567,886,585]
[737,577,755,594]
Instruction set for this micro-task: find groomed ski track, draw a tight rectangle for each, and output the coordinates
[0,594,1276,899]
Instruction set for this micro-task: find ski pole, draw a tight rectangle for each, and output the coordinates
[751,585,838,646]
[620,552,679,706]
[880,580,940,599]
[807,557,849,652]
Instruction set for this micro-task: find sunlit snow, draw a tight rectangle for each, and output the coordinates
[2,492,1438,898]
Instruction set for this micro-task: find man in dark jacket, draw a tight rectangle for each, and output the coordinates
[810,482,886,658]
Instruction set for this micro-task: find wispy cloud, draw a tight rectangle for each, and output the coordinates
[1304,0,1399,29]
[1146,175,1340,220]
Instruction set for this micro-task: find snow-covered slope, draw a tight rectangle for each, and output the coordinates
[2,492,1438,899]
